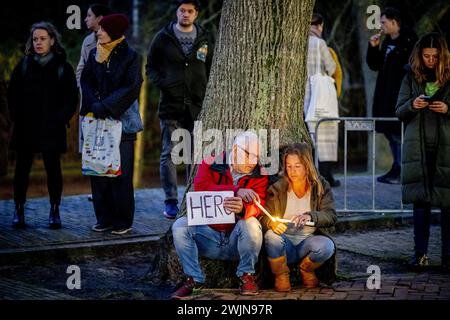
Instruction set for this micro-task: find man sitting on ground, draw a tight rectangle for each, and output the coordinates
[171,131,269,298]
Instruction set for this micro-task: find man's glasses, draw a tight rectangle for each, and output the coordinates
[236,145,259,164]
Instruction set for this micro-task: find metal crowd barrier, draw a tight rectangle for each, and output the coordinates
[312,117,409,213]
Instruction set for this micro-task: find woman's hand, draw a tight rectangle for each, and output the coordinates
[269,220,287,235]
[92,102,108,119]
[291,213,312,228]
[412,95,429,109]
[429,101,449,114]
[223,197,243,213]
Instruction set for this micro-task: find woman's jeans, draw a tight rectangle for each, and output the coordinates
[172,216,262,283]
[264,229,335,264]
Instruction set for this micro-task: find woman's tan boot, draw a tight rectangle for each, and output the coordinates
[299,256,323,288]
[268,255,291,292]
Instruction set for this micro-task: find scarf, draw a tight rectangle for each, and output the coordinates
[33,52,54,66]
[309,29,322,39]
[95,36,125,63]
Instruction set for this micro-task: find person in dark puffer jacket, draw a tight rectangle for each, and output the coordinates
[396,33,450,272]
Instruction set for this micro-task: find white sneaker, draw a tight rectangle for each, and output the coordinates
[111,227,132,235]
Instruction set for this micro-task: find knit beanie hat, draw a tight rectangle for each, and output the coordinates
[99,14,129,41]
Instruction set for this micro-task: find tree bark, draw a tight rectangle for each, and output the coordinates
[150,0,315,288]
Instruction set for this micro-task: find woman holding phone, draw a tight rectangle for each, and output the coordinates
[260,143,337,291]
[396,32,450,271]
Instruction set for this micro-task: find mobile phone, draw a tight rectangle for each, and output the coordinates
[422,95,432,102]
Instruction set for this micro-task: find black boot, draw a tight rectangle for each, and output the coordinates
[377,163,401,184]
[49,204,61,229]
[12,203,25,229]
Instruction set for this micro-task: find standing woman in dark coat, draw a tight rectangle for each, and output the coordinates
[396,33,450,271]
[7,22,78,229]
[80,14,143,235]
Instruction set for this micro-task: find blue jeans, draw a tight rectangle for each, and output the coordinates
[172,216,263,283]
[160,120,191,202]
[264,230,335,264]
[384,133,401,168]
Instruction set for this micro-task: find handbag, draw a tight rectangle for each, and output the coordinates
[81,113,122,177]
[305,38,339,122]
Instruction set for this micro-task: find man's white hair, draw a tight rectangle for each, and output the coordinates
[233,131,260,151]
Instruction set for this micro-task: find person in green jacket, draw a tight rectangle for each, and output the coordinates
[260,143,337,290]
[396,32,450,272]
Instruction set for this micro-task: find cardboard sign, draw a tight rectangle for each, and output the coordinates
[186,191,235,226]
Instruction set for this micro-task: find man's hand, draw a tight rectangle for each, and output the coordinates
[269,220,287,235]
[236,188,260,203]
[369,31,382,47]
[223,197,243,213]
[291,213,312,228]
[429,101,449,114]
[412,95,429,109]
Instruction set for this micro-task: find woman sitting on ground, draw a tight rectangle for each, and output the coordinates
[261,142,337,291]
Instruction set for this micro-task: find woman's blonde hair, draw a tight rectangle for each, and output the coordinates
[282,143,323,196]
[409,32,450,86]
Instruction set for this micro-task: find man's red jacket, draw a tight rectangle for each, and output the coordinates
[193,152,269,233]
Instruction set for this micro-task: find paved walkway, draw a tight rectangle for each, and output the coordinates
[2,175,448,300]
[1,225,449,300]
[0,189,182,254]
[0,278,77,300]
[184,226,450,300]
[0,175,412,256]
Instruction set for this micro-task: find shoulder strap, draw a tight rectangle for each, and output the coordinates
[21,56,29,77]
[57,64,64,81]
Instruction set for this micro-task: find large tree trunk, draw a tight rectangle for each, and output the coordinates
[148,0,315,288]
